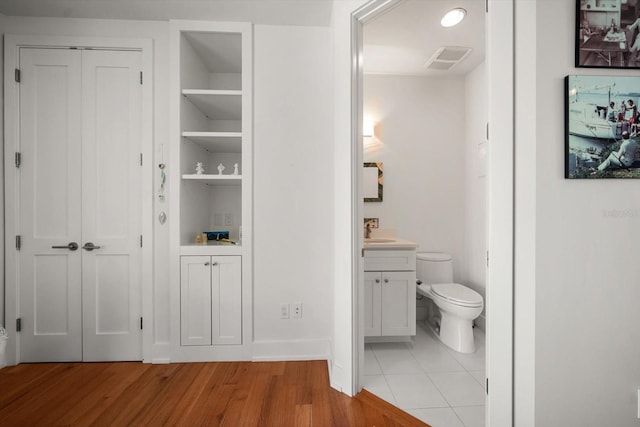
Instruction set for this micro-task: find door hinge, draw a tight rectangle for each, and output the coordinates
[485,0,488,13]
[486,122,489,141]
[16,235,21,250]
[15,68,20,83]
[140,235,143,247]
[140,153,143,166]
[486,378,489,394]
[140,71,143,85]
[15,152,21,168]
[140,317,143,330]
[486,250,489,267]
[16,318,22,332]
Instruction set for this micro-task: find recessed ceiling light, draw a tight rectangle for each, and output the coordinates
[441,8,467,28]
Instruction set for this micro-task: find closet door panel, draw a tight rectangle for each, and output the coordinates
[81,49,143,361]
[18,48,83,362]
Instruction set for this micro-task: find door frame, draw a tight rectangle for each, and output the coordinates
[350,1,515,425]
[3,35,154,365]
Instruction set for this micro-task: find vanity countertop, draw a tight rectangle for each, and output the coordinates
[363,238,418,250]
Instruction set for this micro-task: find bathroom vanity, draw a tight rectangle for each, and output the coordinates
[363,239,417,340]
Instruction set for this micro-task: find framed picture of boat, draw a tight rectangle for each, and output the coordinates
[566,75,640,178]
[576,0,640,69]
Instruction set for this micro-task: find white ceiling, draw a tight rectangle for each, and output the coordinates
[363,0,486,76]
[0,0,484,76]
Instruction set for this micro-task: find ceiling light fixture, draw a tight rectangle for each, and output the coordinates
[441,8,467,28]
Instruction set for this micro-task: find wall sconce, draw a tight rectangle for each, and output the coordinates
[363,118,375,137]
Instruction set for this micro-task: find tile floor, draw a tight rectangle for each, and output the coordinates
[363,322,485,427]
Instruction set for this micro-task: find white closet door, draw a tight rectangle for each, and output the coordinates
[19,48,83,362]
[81,50,142,361]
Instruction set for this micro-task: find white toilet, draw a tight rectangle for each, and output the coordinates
[416,252,483,353]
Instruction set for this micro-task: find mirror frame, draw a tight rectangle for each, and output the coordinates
[363,162,383,202]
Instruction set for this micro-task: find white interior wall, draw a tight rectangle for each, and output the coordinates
[363,75,466,280]
[1,17,336,363]
[251,24,334,358]
[463,62,487,320]
[530,1,640,425]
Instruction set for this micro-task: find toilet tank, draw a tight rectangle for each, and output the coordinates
[416,252,453,284]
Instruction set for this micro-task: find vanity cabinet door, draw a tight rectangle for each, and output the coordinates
[181,256,212,346]
[364,272,382,337]
[380,271,416,336]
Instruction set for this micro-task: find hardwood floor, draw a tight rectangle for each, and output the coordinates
[0,360,429,426]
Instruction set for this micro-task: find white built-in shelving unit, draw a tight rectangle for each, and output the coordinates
[170,20,252,361]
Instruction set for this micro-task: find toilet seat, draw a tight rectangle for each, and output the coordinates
[431,283,483,308]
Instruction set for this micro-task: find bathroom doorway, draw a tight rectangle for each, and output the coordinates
[351,0,514,425]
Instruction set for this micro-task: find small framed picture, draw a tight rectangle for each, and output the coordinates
[576,0,640,69]
[565,74,640,178]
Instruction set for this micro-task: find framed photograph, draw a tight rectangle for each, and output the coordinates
[576,0,640,69]
[565,75,640,178]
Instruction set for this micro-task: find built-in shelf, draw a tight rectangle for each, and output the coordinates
[182,131,242,152]
[180,242,242,256]
[182,174,242,185]
[182,89,241,120]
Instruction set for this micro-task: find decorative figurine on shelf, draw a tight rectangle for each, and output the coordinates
[195,162,204,175]
[217,163,225,175]
[233,163,239,175]
[195,234,202,244]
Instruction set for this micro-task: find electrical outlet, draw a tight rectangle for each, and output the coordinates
[280,303,290,319]
[292,302,302,318]
[224,213,233,226]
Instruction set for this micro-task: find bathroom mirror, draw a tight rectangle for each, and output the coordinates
[363,162,383,202]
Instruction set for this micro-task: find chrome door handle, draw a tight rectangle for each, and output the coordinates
[52,242,78,251]
[82,242,101,251]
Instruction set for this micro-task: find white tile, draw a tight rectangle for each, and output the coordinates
[429,371,486,407]
[371,343,423,374]
[409,341,466,373]
[469,370,485,387]
[453,405,485,427]
[407,408,465,427]
[448,346,485,372]
[362,375,397,406]
[364,347,382,375]
[385,373,448,410]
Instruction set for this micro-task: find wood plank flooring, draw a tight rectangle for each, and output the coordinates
[0,360,429,427]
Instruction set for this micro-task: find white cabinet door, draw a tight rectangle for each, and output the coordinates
[180,256,212,345]
[181,255,242,346]
[381,271,416,336]
[211,256,241,345]
[364,272,382,337]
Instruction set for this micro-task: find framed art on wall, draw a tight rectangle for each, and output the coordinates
[576,0,640,69]
[565,74,640,178]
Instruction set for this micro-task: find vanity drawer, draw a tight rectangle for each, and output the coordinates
[364,249,416,271]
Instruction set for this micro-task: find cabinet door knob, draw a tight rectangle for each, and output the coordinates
[375,278,380,283]
[204,262,210,266]
[384,278,389,283]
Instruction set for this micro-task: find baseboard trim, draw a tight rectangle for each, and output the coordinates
[252,338,331,362]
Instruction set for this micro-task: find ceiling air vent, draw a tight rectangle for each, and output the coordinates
[424,46,472,71]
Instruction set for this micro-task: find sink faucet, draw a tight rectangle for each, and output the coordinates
[365,223,372,239]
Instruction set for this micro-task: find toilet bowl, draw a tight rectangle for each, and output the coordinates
[415,252,483,353]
